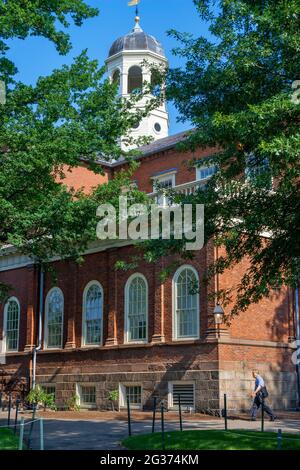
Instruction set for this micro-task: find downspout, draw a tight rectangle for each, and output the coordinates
[295,287,300,409]
[32,266,44,390]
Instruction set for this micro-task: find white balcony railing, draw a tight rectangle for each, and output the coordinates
[148,178,208,204]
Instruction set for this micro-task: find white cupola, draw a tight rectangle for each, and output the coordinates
[105,15,169,149]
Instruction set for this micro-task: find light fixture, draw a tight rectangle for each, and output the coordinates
[213,303,225,326]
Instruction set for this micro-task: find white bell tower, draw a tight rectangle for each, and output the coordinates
[106,15,169,149]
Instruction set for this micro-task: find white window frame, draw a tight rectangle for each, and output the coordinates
[119,383,143,410]
[82,280,104,347]
[151,171,176,207]
[245,154,272,187]
[44,287,64,350]
[168,381,195,410]
[76,383,97,409]
[196,164,218,182]
[124,273,148,344]
[172,265,200,341]
[3,296,20,352]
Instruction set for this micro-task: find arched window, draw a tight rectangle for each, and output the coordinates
[128,66,143,94]
[125,274,148,343]
[112,69,121,92]
[45,288,64,349]
[3,297,20,352]
[173,266,199,340]
[82,282,103,346]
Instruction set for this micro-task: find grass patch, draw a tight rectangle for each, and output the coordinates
[0,428,20,450]
[123,429,300,451]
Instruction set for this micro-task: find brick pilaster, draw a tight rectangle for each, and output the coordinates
[152,259,165,343]
[105,250,118,346]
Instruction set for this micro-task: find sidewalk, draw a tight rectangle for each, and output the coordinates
[0,410,299,450]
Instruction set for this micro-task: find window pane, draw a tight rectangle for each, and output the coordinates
[126,386,142,406]
[80,386,96,405]
[154,176,174,206]
[85,284,102,345]
[128,66,143,93]
[197,165,218,181]
[175,269,198,338]
[6,300,19,351]
[127,277,147,341]
[47,289,63,348]
[246,156,272,188]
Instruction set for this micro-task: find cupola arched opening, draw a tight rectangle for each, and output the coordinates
[128,66,143,94]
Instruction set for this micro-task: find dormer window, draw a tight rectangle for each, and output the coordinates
[245,155,272,188]
[196,164,218,181]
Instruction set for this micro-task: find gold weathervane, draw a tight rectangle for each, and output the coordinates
[128,0,140,22]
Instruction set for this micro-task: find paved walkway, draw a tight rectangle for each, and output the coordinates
[1,412,299,450]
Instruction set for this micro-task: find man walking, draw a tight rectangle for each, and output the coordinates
[250,370,277,421]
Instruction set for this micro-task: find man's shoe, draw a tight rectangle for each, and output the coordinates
[251,418,257,421]
[270,416,277,422]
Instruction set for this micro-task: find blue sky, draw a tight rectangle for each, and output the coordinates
[7,0,211,135]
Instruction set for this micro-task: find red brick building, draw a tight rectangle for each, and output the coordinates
[0,18,298,414]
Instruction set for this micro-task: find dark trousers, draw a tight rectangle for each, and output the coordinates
[251,394,275,419]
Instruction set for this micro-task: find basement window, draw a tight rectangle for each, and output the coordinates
[78,385,96,409]
[168,382,195,410]
[119,384,142,409]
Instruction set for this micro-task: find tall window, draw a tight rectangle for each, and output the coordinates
[125,274,148,343]
[82,282,103,346]
[173,266,199,340]
[245,155,272,188]
[128,66,143,93]
[196,164,218,181]
[3,297,20,351]
[153,172,176,206]
[45,288,64,349]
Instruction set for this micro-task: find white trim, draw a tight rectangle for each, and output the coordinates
[195,163,218,181]
[44,287,64,350]
[167,381,195,410]
[150,171,177,181]
[81,281,104,347]
[2,296,20,353]
[124,273,148,345]
[172,265,200,341]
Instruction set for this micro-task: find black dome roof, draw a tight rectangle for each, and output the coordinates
[109,23,165,58]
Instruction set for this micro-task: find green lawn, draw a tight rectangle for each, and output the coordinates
[123,430,300,451]
[0,428,20,450]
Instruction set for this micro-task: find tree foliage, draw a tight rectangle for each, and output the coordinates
[145,0,300,315]
[0,1,153,298]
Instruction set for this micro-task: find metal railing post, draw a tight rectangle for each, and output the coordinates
[152,397,157,433]
[178,395,183,431]
[127,397,132,437]
[39,418,44,450]
[7,393,12,427]
[224,393,228,431]
[18,417,24,450]
[261,397,265,432]
[161,402,165,450]
[14,399,20,434]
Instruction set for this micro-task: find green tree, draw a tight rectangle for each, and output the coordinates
[0,0,98,80]
[0,1,153,297]
[145,0,300,315]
